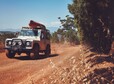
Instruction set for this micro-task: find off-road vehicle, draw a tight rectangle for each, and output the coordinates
[5,20,51,59]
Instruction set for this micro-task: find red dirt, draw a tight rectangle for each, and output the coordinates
[0,43,114,84]
[0,43,80,84]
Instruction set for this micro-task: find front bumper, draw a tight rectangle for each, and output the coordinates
[5,47,32,53]
[5,39,33,53]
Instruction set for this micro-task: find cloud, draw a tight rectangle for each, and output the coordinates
[50,21,61,27]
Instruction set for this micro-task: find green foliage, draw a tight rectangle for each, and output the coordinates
[68,0,114,53]
[57,16,80,44]
[51,16,80,44]
[66,29,79,43]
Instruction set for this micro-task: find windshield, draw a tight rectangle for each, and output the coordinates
[19,30,41,36]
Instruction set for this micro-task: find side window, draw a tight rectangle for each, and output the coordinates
[40,30,50,40]
[33,30,38,36]
[40,32,45,39]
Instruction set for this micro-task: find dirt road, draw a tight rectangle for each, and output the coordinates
[0,44,80,84]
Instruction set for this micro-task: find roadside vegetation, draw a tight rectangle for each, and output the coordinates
[50,0,114,83]
[0,32,16,43]
[68,0,114,83]
[0,32,16,52]
[68,0,114,54]
[51,15,80,45]
[52,0,114,54]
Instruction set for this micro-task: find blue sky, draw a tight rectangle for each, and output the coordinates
[0,0,72,32]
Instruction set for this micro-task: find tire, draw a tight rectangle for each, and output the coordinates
[45,45,51,57]
[6,50,15,58]
[30,44,39,59]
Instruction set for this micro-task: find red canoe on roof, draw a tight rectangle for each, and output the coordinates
[29,20,46,29]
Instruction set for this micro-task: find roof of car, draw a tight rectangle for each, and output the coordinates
[21,27,50,32]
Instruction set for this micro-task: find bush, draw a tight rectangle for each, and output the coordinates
[0,33,16,44]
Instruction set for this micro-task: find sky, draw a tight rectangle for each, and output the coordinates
[0,0,72,32]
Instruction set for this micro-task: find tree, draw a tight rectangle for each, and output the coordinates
[57,15,79,44]
[68,0,114,53]
[51,32,59,43]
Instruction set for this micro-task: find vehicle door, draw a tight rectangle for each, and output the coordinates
[40,31,46,50]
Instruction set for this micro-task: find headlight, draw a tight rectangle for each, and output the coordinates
[26,42,30,46]
[26,41,32,47]
[6,40,12,46]
[18,41,22,45]
[8,41,12,45]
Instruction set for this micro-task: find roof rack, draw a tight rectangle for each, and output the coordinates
[22,20,48,31]
[22,27,30,29]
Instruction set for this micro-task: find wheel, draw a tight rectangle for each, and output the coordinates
[45,45,51,57]
[30,45,39,59]
[6,50,15,58]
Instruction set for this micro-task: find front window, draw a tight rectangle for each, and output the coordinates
[19,29,41,36]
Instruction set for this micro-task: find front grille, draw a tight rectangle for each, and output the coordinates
[11,39,24,50]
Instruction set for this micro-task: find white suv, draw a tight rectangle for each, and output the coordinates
[5,27,51,59]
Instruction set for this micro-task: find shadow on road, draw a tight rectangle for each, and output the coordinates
[14,54,59,60]
[86,55,114,67]
[83,54,114,83]
[83,67,114,84]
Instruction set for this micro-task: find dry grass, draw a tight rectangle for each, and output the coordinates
[36,45,114,84]
[35,45,90,84]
